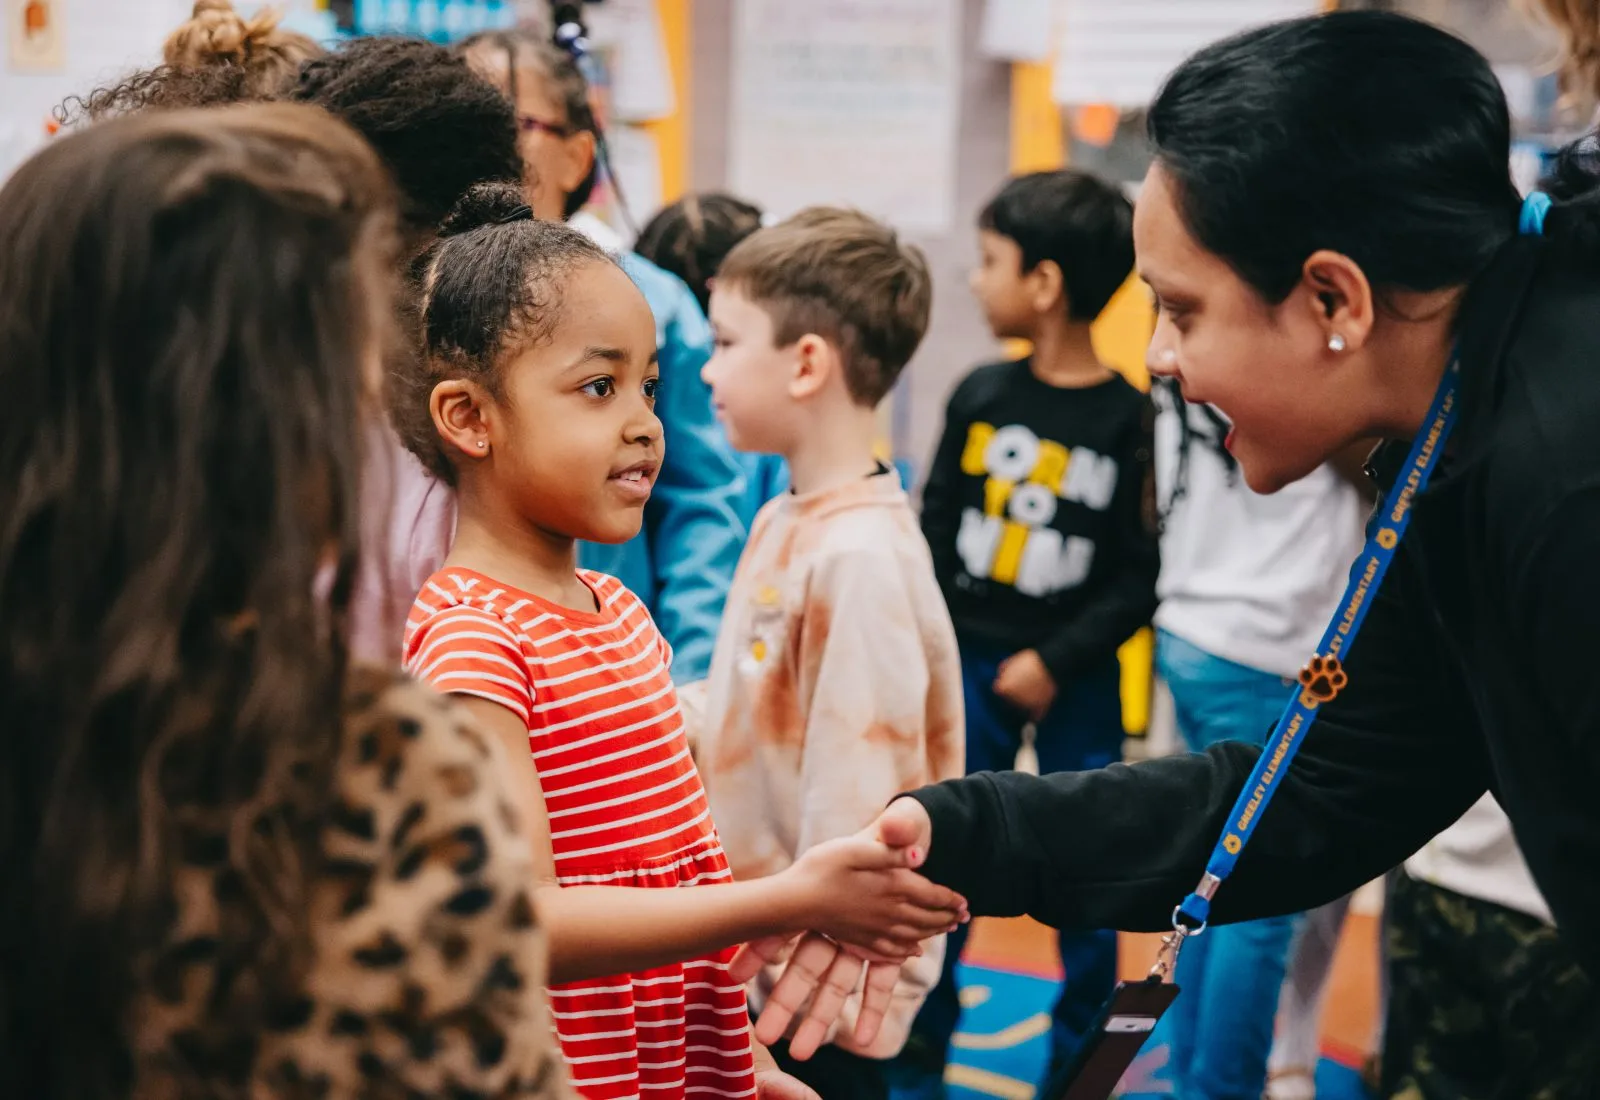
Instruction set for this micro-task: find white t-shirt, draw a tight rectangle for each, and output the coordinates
[1152,383,1366,679]
[1405,793,1552,924]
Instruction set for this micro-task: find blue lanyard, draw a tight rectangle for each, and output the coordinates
[1172,354,1460,935]
[1167,188,1554,941]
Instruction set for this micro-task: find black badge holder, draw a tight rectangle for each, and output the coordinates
[1041,931,1185,1100]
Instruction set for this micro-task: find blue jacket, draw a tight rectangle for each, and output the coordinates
[739,453,792,527]
[577,252,747,681]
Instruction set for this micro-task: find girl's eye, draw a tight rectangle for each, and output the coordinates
[582,377,615,398]
[643,377,660,400]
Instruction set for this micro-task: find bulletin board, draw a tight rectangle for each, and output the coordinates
[727,0,963,235]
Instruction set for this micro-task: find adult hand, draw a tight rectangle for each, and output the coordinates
[750,1033,822,1100]
[734,932,904,1059]
[754,1067,822,1100]
[731,798,947,1058]
[993,648,1057,721]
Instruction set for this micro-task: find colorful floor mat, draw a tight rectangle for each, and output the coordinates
[933,962,1371,1100]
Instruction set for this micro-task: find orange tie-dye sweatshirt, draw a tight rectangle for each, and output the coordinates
[693,470,965,1058]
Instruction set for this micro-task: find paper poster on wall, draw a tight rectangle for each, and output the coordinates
[586,0,674,123]
[728,0,961,235]
[8,0,64,71]
[1052,0,1317,108]
[980,0,1052,62]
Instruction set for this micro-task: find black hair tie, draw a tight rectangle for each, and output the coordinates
[495,204,533,225]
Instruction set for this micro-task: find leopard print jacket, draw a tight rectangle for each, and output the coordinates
[130,667,569,1100]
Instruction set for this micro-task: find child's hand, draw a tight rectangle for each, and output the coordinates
[993,648,1057,721]
[734,932,904,1059]
[786,831,967,959]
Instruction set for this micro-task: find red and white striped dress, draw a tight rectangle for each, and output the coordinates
[405,567,756,1100]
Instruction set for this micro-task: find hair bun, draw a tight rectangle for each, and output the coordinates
[439,181,532,237]
[164,0,287,68]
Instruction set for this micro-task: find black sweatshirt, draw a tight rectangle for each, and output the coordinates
[908,239,1600,976]
[919,360,1159,682]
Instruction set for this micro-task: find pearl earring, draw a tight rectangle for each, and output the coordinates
[477,440,487,449]
[1328,334,1347,353]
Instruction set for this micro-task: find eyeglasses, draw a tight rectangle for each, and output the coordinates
[517,114,572,138]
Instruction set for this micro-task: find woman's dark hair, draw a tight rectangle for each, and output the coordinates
[459,29,605,220]
[634,192,765,313]
[0,103,396,1095]
[396,181,616,483]
[978,170,1135,322]
[291,35,523,235]
[1149,11,1526,303]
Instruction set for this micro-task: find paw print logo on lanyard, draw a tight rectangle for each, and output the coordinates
[1297,654,1348,707]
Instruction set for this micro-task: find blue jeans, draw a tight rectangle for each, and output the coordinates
[1136,630,1301,1100]
[903,638,1122,1083]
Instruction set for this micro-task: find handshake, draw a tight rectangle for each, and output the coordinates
[732,797,952,1061]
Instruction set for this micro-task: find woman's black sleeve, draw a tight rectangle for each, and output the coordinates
[908,546,1491,931]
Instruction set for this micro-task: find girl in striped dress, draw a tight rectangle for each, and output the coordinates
[395,182,967,1100]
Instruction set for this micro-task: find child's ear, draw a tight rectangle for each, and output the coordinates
[789,334,836,401]
[431,379,495,463]
[1029,259,1067,316]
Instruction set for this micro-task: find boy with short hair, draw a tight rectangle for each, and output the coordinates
[902,170,1160,1095]
[694,207,965,1100]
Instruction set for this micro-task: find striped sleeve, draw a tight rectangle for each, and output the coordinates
[406,605,535,728]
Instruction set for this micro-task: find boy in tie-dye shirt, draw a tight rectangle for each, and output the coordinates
[692,208,965,1100]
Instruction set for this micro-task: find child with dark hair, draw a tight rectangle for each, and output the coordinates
[635,192,766,315]
[901,169,1159,1096]
[291,35,524,245]
[398,182,967,1100]
[633,192,791,524]
[269,34,530,666]
[455,29,748,684]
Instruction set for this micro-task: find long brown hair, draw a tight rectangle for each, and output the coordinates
[0,103,397,1095]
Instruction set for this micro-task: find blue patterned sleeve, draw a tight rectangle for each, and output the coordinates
[623,255,748,682]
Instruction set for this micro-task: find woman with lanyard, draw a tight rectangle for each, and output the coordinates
[734,9,1600,1094]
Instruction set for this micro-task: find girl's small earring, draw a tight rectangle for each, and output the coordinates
[1328,333,1347,353]
[477,440,488,450]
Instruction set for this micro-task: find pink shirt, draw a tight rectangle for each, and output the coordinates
[350,421,454,667]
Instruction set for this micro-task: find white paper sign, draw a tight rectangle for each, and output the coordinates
[728,0,961,234]
[980,0,1053,62]
[1053,0,1318,108]
[587,0,675,123]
